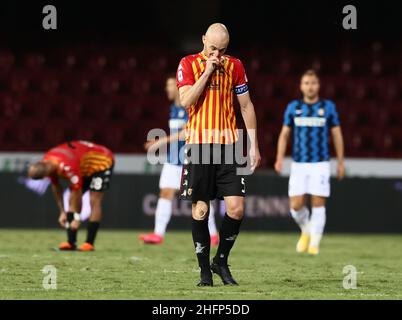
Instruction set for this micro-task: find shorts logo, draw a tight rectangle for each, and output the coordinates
[241,177,245,193]
[188,188,192,196]
[91,177,103,190]
[294,117,326,127]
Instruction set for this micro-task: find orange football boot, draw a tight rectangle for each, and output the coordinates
[58,242,76,251]
[78,242,95,251]
[139,233,164,244]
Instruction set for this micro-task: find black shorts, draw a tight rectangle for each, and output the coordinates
[83,165,114,192]
[180,144,246,202]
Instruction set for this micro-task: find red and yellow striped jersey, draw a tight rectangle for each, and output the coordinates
[43,140,114,190]
[176,52,249,144]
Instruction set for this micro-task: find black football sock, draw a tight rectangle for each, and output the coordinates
[213,213,242,266]
[86,221,100,245]
[66,212,77,246]
[192,218,211,273]
[67,229,77,246]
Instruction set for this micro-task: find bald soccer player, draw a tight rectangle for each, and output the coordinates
[177,23,261,286]
[28,140,114,251]
[140,74,219,246]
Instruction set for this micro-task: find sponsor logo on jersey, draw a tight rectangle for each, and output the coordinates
[294,117,327,127]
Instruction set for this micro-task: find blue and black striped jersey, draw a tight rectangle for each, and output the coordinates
[168,103,188,165]
[283,99,340,163]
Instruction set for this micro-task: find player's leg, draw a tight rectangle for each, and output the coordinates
[192,200,213,286]
[289,195,311,252]
[307,161,330,255]
[79,166,113,251]
[59,189,83,250]
[180,144,215,286]
[79,190,104,251]
[140,188,176,244]
[211,144,245,285]
[308,196,326,255]
[140,163,182,244]
[211,195,243,285]
[58,190,77,250]
[288,162,311,252]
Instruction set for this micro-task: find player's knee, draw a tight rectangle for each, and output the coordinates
[291,204,304,211]
[192,202,209,220]
[159,188,175,200]
[290,198,304,211]
[311,197,326,207]
[226,203,244,220]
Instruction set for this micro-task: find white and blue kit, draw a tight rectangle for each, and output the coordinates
[283,99,340,197]
[159,103,188,189]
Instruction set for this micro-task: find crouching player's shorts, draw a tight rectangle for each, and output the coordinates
[180,144,246,202]
[288,161,330,197]
[83,164,114,192]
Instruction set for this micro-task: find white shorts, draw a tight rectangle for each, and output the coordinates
[288,161,330,197]
[159,163,183,190]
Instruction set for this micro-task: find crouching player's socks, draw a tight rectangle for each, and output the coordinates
[290,206,311,253]
[192,218,212,286]
[211,213,242,285]
[79,221,99,251]
[59,212,78,251]
[308,206,326,255]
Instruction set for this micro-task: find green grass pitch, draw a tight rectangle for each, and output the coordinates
[0,230,401,300]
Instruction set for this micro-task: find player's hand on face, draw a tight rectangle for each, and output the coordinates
[205,55,221,76]
[58,211,67,228]
[70,219,80,231]
[274,160,283,173]
[249,146,261,173]
[337,162,345,180]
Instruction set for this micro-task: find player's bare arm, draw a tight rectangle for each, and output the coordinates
[275,125,292,173]
[179,56,220,109]
[331,126,345,180]
[237,92,261,171]
[50,181,66,227]
[68,189,83,230]
[144,128,186,152]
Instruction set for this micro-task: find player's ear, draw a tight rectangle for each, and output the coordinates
[202,35,206,45]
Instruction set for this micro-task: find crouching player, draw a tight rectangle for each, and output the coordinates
[28,140,114,251]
